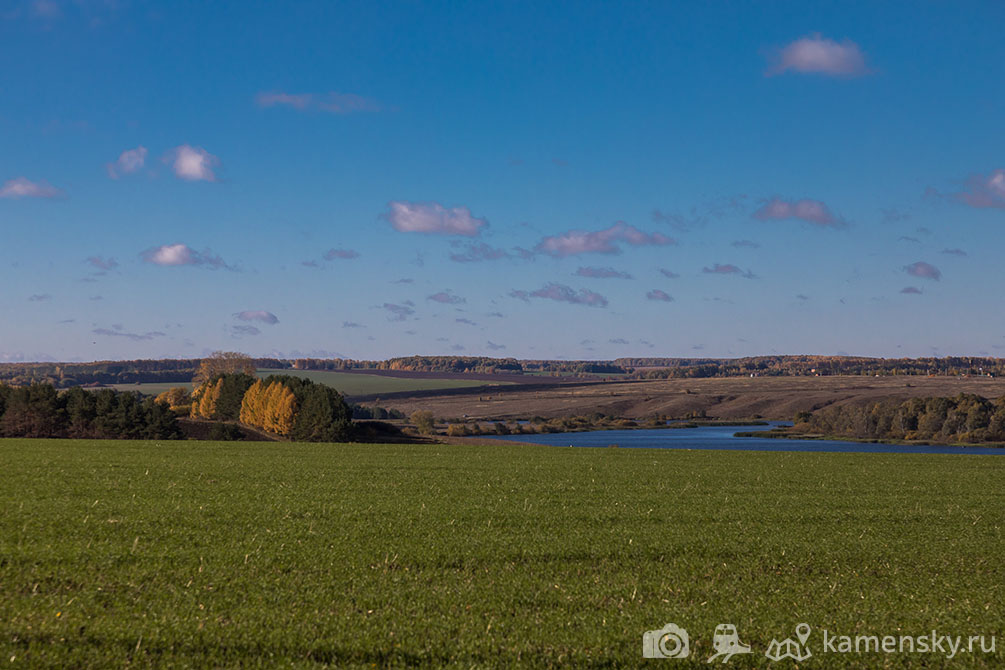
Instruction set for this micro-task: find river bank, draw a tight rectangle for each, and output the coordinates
[735,427,1005,449]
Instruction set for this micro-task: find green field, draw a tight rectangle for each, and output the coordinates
[256,368,505,396]
[103,370,501,399]
[1,440,1003,668]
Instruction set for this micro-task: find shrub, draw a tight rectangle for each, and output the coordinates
[446,423,469,437]
[410,411,435,435]
[209,423,245,441]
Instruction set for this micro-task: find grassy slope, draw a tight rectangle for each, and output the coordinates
[256,368,505,396]
[104,370,504,399]
[377,375,1005,422]
[1,440,1002,668]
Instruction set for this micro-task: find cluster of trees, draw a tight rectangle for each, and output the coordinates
[630,356,1005,379]
[0,354,287,388]
[519,360,626,375]
[189,372,256,421]
[242,354,1005,379]
[795,393,1005,443]
[0,385,181,439]
[382,356,523,373]
[239,380,298,434]
[0,360,198,388]
[193,352,257,385]
[293,356,623,376]
[189,372,353,442]
[352,405,406,420]
[290,356,521,373]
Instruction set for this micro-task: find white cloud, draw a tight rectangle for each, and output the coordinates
[575,266,634,279]
[385,201,487,236]
[535,222,675,257]
[957,169,1005,209]
[382,303,415,321]
[427,291,465,304]
[141,244,230,269]
[142,244,196,266]
[904,261,941,281]
[256,91,381,114]
[166,145,220,182]
[753,197,844,227]
[92,327,166,342]
[86,256,118,271]
[231,325,261,337]
[510,283,608,307]
[106,146,147,179]
[235,310,279,325]
[449,242,509,262]
[703,263,756,279]
[0,177,62,199]
[324,248,360,260]
[767,34,870,77]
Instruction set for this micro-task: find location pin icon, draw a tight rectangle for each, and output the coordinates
[796,623,811,645]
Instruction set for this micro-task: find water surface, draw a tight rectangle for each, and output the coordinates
[491,422,1005,455]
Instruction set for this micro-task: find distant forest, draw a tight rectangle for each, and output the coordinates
[0,385,182,439]
[794,393,1005,444]
[1,354,1003,388]
[0,372,358,442]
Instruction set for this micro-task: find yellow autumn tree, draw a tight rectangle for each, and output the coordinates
[239,379,296,435]
[193,351,256,386]
[240,380,266,427]
[156,387,191,410]
[264,382,297,435]
[194,378,222,419]
[189,384,203,418]
[262,381,279,432]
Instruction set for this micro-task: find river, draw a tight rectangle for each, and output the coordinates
[490,422,1005,455]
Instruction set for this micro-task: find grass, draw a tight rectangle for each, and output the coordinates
[1,440,1003,668]
[256,368,507,396]
[102,370,502,399]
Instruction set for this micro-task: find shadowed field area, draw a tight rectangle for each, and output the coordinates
[255,368,512,397]
[105,381,195,396]
[102,370,513,400]
[374,374,1005,421]
[1,439,1003,668]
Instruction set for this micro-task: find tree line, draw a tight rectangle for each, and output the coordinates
[5,353,1005,389]
[0,356,288,388]
[628,356,1005,379]
[0,385,182,439]
[0,374,362,442]
[794,393,1005,444]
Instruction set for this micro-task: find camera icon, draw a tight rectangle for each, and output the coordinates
[642,622,690,659]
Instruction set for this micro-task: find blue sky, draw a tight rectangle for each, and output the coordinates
[2,0,1005,362]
